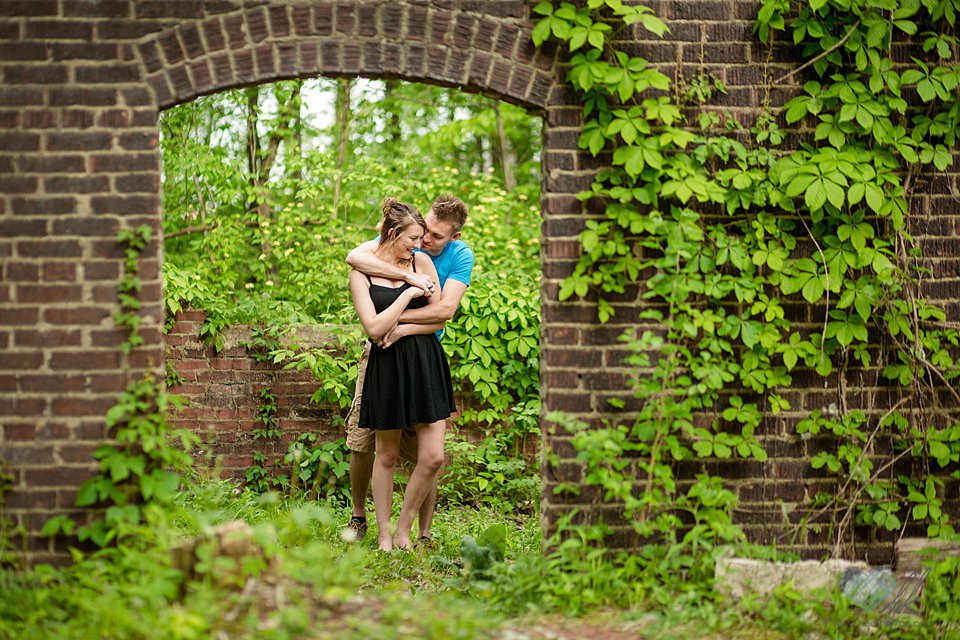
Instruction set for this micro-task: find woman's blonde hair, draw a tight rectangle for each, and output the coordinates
[377,198,426,248]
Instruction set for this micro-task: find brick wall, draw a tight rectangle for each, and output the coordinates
[1,0,957,566]
[164,309,345,480]
[164,309,504,482]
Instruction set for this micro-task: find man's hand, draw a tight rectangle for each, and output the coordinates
[406,271,436,295]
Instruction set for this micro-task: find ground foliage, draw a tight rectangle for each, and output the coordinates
[534,0,960,568]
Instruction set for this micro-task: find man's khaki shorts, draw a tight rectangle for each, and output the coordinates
[344,342,418,462]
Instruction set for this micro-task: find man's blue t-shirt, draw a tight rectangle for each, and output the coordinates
[430,239,474,288]
[424,239,473,340]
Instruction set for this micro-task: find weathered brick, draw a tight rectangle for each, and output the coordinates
[224,13,246,49]
[90,153,159,173]
[61,109,96,129]
[202,18,227,52]
[0,176,38,193]
[51,43,124,62]
[0,42,48,62]
[0,218,46,237]
[19,155,86,173]
[4,64,68,84]
[62,0,129,18]
[268,6,291,38]
[74,63,140,84]
[47,87,118,106]
[0,132,40,151]
[90,195,159,215]
[44,176,109,194]
[135,0,203,19]
[0,86,44,106]
[10,198,75,216]
[0,1,57,16]
[247,7,269,42]
[45,131,112,152]
[95,20,159,41]
[24,21,93,40]
[41,263,77,282]
[115,173,159,193]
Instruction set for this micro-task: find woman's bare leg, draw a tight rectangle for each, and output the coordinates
[372,430,401,551]
[394,419,445,549]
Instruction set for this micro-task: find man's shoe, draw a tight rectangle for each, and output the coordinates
[415,535,437,550]
[345,516,368,541]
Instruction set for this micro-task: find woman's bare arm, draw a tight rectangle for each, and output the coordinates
[349,269,424,342]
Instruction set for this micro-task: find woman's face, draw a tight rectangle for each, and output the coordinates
[390,222,424,261]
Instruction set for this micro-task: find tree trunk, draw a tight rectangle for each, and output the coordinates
[384,79,402,150]
[333,77,354,243]
[244,87,272,259]
[495,104,517,194]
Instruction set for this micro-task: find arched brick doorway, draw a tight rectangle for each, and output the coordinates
[0,1,592,565]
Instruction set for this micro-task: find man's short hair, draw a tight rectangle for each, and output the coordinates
[430,195,468,233]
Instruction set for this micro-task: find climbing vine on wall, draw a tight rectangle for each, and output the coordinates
[43,226,198,549]
[534,0,960,555]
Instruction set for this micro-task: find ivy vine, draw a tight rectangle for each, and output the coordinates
[534,0,960,556]
[43,226,198,549]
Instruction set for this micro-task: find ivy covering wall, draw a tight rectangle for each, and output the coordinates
[535,0,960,560]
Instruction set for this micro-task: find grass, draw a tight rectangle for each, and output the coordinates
[1,476,958,639]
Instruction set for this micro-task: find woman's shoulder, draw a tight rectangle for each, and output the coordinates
[414,251,433,269]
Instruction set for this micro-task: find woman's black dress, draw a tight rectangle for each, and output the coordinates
[358,274,456,431]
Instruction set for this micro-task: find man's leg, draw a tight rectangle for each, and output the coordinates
[417,484,438,540]
[343,344,375,536]
[349,450,374,518]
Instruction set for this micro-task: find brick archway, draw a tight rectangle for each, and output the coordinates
[136,4,557,112]
[0,1,589,566]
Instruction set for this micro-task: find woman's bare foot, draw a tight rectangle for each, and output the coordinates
[378,533,393,551]
[392,534,412,550]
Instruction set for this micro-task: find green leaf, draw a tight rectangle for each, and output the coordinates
[802,276,825,303]
[805,179,827,211]
[693,440,713,457]
[864,183,884,213]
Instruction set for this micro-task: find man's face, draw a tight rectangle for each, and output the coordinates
[420,211,460,256]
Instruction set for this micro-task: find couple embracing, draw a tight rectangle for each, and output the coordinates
[343,195,473,551]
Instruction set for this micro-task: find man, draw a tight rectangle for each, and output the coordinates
[343,194,474,545]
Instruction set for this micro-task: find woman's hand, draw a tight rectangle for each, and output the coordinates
[379,324,409,349]
[405,285,426,299]
[405,272,435,295]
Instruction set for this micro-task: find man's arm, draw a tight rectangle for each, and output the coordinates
[345,240,434,293]
[398,279,468,324]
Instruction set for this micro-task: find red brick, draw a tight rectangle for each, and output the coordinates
[21,110,55,128]
[49,350,120,370]
[4,65,69,84]
[23,467,96,488]
[42,306,110,325]
[2,423,37,441]
[24,21,93,40]
[44,176,110,194]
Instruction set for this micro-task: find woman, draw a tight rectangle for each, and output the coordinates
[349,198,456,550]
